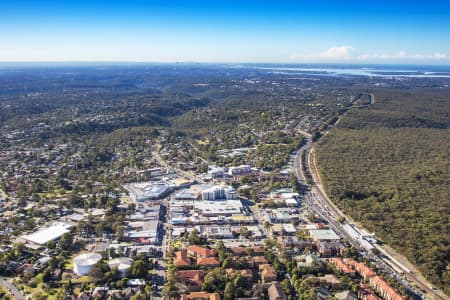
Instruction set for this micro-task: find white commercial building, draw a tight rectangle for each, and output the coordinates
[205,226,234,239]
[201,185,237,201]
[207,166,225,178]
[23,222,72,245]
[73,253,102,276]
[282,223,297,234]
[228,165,252,176]
[309,229,340,242]
[124,181,170,201]
[285,198,299,207]
[174,190,199,201]
[194,200,243,217]
[128,220,159,244]
[169,211,189,225]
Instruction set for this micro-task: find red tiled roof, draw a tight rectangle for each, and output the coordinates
[176,270,204,287]
[251,246,265,254]
[370,276,405,300]
[240,269,254,279]
[197,257,220,266]
[187,245,217,257]
[180,292,221,300]
[355,262,376,278]
[344,259,376,279]
[328,258,355,275]
[138,237,150,244]
[259,264,277,280]
[229,247,247,255]
[268,282,287,300]
[251,256,269,265]
[229,246,265,256]
[343,258,358,266]
[359,284,381,300]
[175,250,190,266]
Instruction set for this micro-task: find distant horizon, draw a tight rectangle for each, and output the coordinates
[1,61,450,67]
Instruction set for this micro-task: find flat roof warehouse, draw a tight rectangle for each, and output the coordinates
[23,222,72,245]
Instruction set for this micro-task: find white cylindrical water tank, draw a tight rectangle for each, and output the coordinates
[73,253,102,276]
[108,257,134,277]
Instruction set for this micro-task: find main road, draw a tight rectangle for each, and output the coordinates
[293,93,448,300]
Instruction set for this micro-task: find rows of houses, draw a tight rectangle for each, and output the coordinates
[174,245,288,300]
[329,258,405,300]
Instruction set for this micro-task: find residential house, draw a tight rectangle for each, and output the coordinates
[175,250,191,267]
[197,257,221,268]
[316,240,343,257]
[92,286,109,299]
[268,282,287,300]
[259,264,277,283]
[315,287,333,300]
[249,256,269,268]
[180,292,221,300]
[278,236,312,249]
[328,258,356,277]
[358,284,381,300]
[229,246,264,257]
[107,289,123,299]
[76,292,90,300]
[317,274,341,289]
[225,268,254,281]
[335,290,358,300]
[369,276,406,300]
[187,245,218,258]
[345,259,376,281]
[176,270,204,292]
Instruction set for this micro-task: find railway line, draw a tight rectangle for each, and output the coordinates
[293,92,448,300]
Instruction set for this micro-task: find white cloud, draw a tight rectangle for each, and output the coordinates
[357,51,448,61]
[319,46,355,59]
[433,52,447,59]
[290,45,355,61]
[290,47,448,62]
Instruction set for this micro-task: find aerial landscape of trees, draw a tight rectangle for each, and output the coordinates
[1,66,450,298]
[316,89,450,294]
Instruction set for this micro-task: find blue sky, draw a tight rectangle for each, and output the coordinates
[1,0,450,64]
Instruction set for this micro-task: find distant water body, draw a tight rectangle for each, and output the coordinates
[254,65,450,78]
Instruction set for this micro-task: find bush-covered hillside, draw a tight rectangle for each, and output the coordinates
[316,89,450,295]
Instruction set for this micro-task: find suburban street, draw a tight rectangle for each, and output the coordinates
[0,277,27,300]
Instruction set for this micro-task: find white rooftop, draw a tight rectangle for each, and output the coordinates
[73,252,102,267]
[23,222,72,245]
[67,213,85,222]
[125,181,170,200]
[309,229,340,241]
[285,198,298,205]
[194,200,243,215]
[128,279,146,286]
[108,257,133,270]
[282,223,297,233]
[281,192,300,199]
